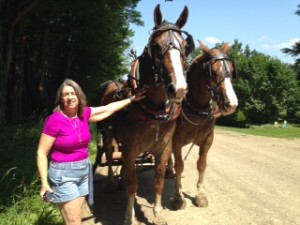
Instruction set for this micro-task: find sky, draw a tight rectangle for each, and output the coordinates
[129,0,300,64]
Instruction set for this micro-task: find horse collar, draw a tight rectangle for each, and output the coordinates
[138,101,180,121]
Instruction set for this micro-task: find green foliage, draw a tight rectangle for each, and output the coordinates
[295,111,300,120]
[236,110,246,122]
[281,4,300,64]
[0,175,62,225]
[0,123,43,205]
[229,40,300,124]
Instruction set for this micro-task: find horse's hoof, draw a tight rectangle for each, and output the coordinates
[195,195,208,207]
[173,196,186,210]
[123,218,139,225]
[165,170,176,179]
[153,215,168,225]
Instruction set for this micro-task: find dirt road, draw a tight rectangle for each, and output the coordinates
[82,128,300,225]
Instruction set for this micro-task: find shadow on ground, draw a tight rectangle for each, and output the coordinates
[83,166,177,225]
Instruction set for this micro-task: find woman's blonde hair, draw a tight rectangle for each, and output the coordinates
[54,79,87,117]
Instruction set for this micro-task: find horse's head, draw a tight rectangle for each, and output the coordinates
[198,40,238,117]
[143,4,192,103]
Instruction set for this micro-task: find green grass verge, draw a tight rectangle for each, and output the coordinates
[216,124,300,139]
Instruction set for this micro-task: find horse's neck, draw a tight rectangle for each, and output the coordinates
[187,65,211,106]
[146,87,169,108]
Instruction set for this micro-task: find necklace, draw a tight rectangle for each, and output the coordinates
[70,118,82,144]
[60,110,82,144]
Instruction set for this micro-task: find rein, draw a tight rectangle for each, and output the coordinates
[180,100,214,126]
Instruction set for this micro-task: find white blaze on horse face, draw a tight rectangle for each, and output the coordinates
[224,77,238,110]
[218,60,238,114]
[169,49,187,92]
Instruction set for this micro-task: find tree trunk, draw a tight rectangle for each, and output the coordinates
[0,0,40,124]
[36,13,51,116]
[10,23,25,124]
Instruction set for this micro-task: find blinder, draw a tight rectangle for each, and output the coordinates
[182,31,195,56]
[203,53,237,102]
[204,53,237,80]
[147,21,195,59]
[145,21,192,87]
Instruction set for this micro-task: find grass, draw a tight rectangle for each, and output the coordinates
[216,123,300,139]
[0,121,299,224]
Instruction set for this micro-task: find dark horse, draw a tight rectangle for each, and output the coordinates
[172,41,238,210]
[95,4,193,225]
[93,79,132,190]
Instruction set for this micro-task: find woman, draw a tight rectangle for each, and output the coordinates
[36,79,146,225]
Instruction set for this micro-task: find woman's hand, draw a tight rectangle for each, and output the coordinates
[40,184,54,202]
[130,86,148,102]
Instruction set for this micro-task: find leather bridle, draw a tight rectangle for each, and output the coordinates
[204,53,236,102]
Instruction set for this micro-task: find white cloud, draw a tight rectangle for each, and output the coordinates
[203,37,221,45]
[261,37,299,50]
[273,38,300,49]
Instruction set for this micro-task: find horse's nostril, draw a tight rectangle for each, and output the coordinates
[167,84,176,94]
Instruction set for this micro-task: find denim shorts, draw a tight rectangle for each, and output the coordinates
[48,158,90,203]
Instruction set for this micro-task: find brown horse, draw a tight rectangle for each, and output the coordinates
[93,79,132,191]
[172,41,238,210]
[108,4,192,225]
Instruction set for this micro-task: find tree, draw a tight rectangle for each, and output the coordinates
[281,4,300,64]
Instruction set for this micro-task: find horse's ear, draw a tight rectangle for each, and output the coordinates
[221,43,231,55]
[154,4,162,28]
[198,40,211,56]
[175,6,188,28]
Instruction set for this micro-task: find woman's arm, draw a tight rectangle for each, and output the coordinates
[36,133,56,198]
[89,87,147,122]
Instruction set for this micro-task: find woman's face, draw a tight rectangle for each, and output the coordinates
[61,85,79,110]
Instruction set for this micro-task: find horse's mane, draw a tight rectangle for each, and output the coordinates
[95,80,114,105]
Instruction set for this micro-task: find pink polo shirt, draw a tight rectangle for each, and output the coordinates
[42,107,92,162]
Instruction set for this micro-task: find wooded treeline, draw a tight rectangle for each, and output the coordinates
[0,0,142,125]
[0,1,299,126]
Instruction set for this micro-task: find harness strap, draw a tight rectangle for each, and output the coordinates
[138,101,180,121]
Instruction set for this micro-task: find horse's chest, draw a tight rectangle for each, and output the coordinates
[175,119,215,143]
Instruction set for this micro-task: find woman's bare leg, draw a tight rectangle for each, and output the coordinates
[58,196,86,225]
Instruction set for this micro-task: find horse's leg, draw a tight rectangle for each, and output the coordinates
[103,133,118,192]
[105,145,118,192]
[153,153,169,225]
[92,128,104,174]
[165,154,176,179]
[123,150,139,225]
[195,134,213,207]
[172,144,186,210]
[93,143,103,174]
